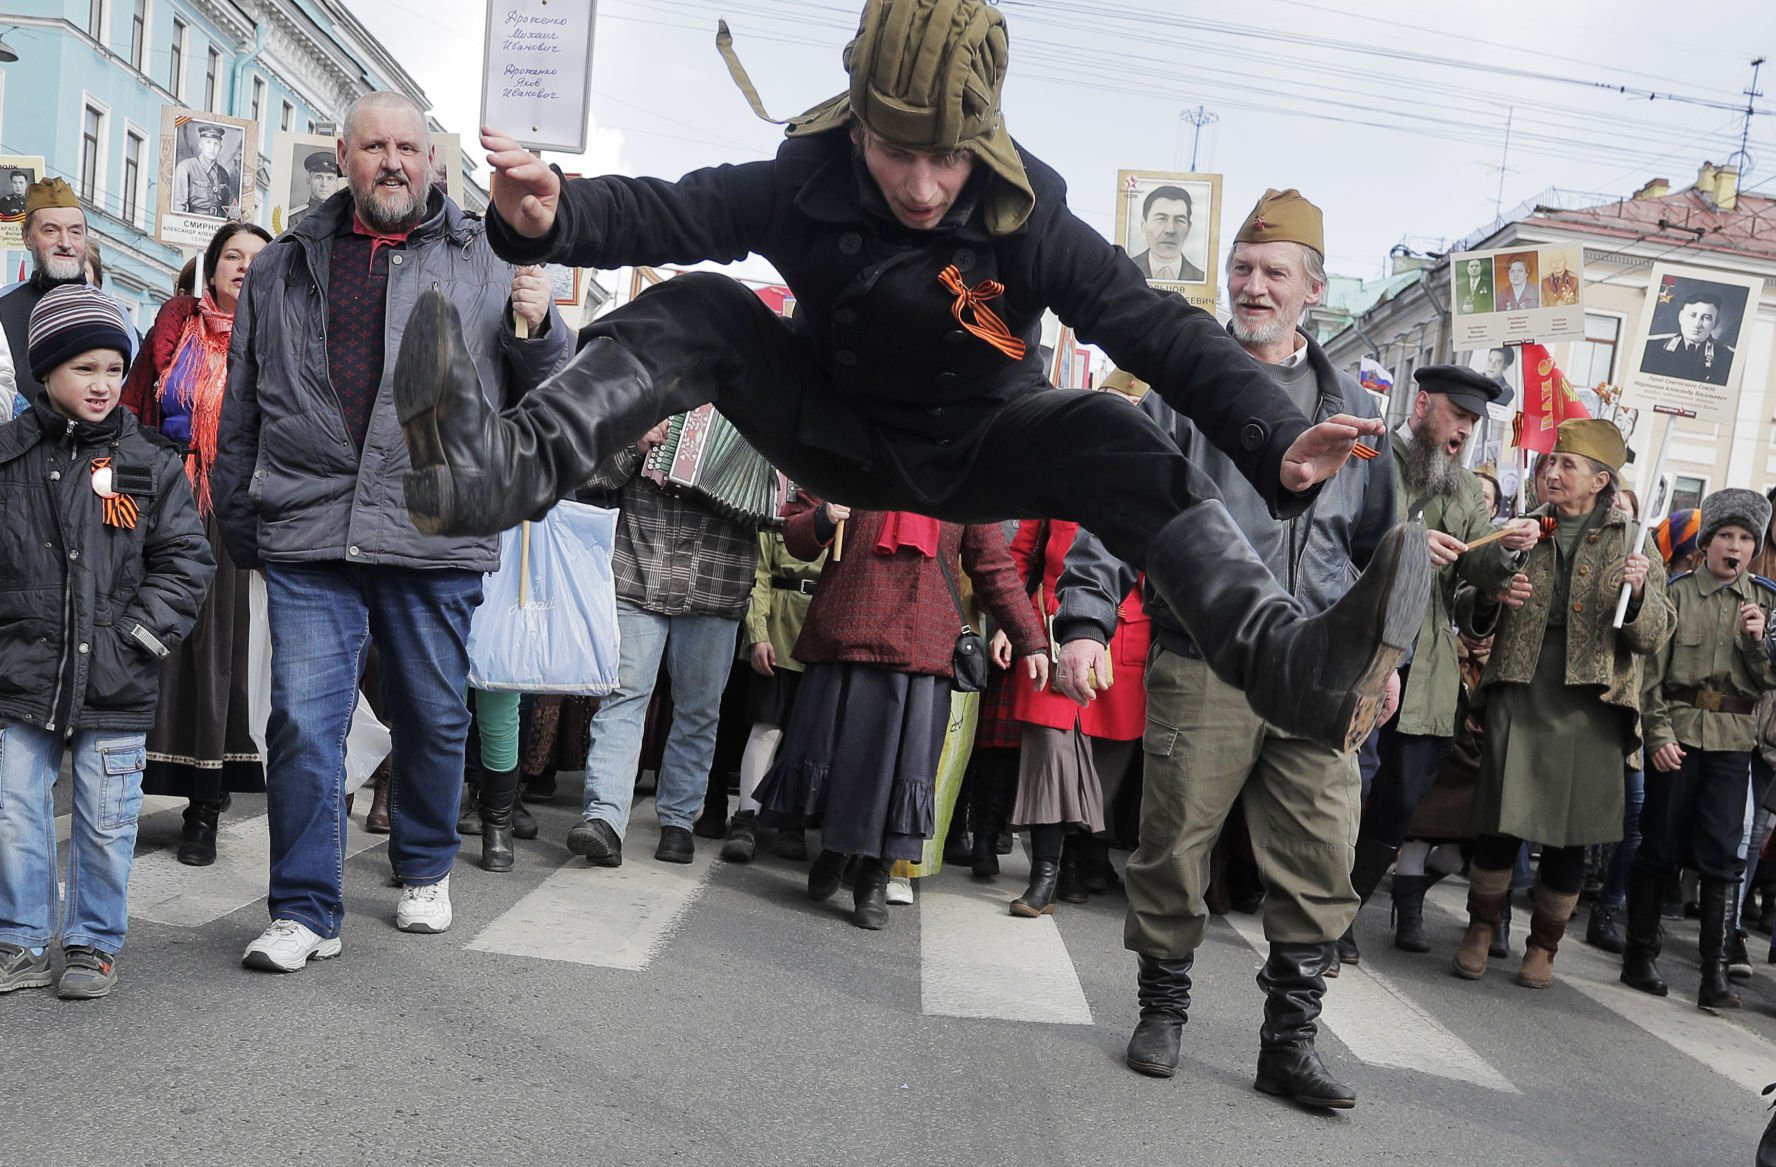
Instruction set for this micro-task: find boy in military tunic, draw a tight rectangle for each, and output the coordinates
[1628,488,1776,1008]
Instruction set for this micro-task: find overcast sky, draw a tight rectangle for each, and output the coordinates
[346,0,1776,284]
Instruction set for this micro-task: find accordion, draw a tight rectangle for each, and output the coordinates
[642,403,788,526]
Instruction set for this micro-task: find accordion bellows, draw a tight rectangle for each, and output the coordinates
[642,404,786,526]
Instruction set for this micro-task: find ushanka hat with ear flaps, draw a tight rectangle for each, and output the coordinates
[1699,487,1772,555]
[717,0,1034,235]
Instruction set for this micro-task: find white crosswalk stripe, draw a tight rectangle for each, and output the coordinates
[919,846,1093,1025]
[466,820,718,970]
[1220,909,1519,1092]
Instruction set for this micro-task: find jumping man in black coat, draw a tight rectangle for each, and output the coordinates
[391,0,1430,761]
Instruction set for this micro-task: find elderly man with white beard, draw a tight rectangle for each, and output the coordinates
[1052,189,1401,1108]
[1336,365,1541,966]
[0,177,91,406]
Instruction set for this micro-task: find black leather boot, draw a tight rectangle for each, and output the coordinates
[177,799,224,867]
[1126,954,1193,1077]
[808,849,846,902]
[1585,901,1625,954]
[720,811,758,863]
[478,765,521,873]
[458,750,484,836]
[1621,868,1670,997]
[852,857,891,930]
[1056,844,1089,904]
[1337,836,1398,968]
[1011,859,1061,918]
[1489,896,1513,959]
[1144,502,1430,754]
[1254,941,1357,1109]
[511,789,539,840]
[394,290,663,537]
[1699,877,1743,1009]
[970,828,999,880]
[1391,874,1432,953]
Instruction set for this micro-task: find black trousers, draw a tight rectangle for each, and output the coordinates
[581,272,1207,570]
[1358,714,1452,850]
[1635,748,1751,883]
[1475,834,1586,895]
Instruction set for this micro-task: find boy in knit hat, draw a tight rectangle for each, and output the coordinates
[0,284,212,1000]
[1629,487,1776,1008]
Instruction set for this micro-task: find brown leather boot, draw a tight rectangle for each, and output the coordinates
[364,762,392,835]
[1453,866,1514,980]
[1517,886,1580,989]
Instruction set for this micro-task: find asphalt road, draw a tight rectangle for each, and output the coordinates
[6,787,1772,1167]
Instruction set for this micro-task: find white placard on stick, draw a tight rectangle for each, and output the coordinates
[1448,244,1586,348]
[1617,261,1763,426]
[481,0,598,153]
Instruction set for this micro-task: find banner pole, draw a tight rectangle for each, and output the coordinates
[1613,413,1674,629]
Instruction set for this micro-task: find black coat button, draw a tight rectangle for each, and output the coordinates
[935,371,957,387]
[1240,422,1267,451]
[838,232,862,256]
[833,308,858,325]
[953,248,975,271]
[928,405,946,417]
[944,329,967,344]
[835,350,859,367]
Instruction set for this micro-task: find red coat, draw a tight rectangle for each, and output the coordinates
[785,501,1047,678]
[1007,519,1150,740]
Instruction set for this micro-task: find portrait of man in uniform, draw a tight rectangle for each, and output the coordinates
[1541,249,1579,307]
[1640,280,1745,387]
[285,149,340,232]
[1493,251,1539,312]
[1456,255,1494,315]
[0,169,32,218]
[172,121,240,218]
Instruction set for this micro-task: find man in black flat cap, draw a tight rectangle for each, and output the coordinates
[1338,364,1539,965]
[287,150,341,232]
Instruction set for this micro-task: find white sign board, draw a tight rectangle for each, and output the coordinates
[481,0,598,153]
[1618,261,1763,426]
[1449,244,1586,348]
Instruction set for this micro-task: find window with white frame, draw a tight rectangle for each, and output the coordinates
[204,47,220,111]
[128,0,147,70]
[88,0,106,41]
[250,75,264,123]
[1567,313,1622,391]
[81,104,105,204]
[169,18,186,98]
[123,130,144,225]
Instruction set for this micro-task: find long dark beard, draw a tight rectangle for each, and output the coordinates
[1403,429,1463,498]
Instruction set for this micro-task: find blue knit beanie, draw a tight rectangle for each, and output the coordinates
[27,284,132,382]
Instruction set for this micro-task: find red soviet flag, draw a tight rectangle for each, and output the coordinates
[1517,342,1590,454]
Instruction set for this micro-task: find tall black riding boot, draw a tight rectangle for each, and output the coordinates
[1254,942,1357,1109]
[1699,877,1743,1009]
[394,291,663,537]
[1144,502,1430,754]
[852,857,891,931]
[1126,954,1194,1077]
[177,799,225,867]
[478,765,521,873]
[1391,874,1432,953]
[1337,837,1398,966]
[968,750,1015,879]
[1621,868,1670,996]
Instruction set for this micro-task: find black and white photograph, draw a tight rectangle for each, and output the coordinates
[156,106,258,248]
[1114,168,1221,309]
[1637,273,1749,387]
[267,132,338,236]
[0,154,43,249]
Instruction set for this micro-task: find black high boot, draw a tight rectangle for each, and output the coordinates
[478,765,521,873]
[394,290,663,537]
[1010,860,1060,918]
[852,857,891,931]
[1621,868,1670,997]
[177,799,225,867]
[1390,874,1432,953]
[1126,954,1194,1077]
[1055,841,1090,904]
[1337,837,1398,966]
[1144,502,1430,754]
[1254,942,1357,1109]
[1699,877,1743,1009]
[967,750,1014,879]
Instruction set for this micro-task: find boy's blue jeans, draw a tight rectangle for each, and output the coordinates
[0,724,147,955]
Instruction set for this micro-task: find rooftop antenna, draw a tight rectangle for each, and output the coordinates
[1731,58,1765,180]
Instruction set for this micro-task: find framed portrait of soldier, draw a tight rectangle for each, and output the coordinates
[1449,243,1586,348]
[1620,262,1763,425]
[269,133,339,236]
[156,106,258,248]
[1115,169,1221,311]
[0,154,44,250]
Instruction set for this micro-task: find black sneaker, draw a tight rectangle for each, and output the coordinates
[566,818,622,867]
[57,946,117,1000]
[720,812,758,863]
[656,825,695,864]
[0,941,52,993]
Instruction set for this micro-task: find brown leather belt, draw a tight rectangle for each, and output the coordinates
[1667,686,1757,715]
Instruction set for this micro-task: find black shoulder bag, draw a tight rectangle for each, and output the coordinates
[937,553,990,693]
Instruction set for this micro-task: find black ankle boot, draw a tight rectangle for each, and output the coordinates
[1056,845,1089,904]
[177,799,224,867]
[721,811,758,863]
[1255,942,1356,1109]
[394,291,663,537]
[1145,502,1430,753]
[1011,859,1060,918]
[1126,954,1193,1077]
[970,828,999,879]
[1699,877,1743,1009]
[478,766,520,873]
[1391,874,1432,953]
[852,858,891,930]
[808,850,846,902]
[511,789,539,840]
[1489,896,1513,959]
[1586,902,1625,953]
[1621,869,1670,996]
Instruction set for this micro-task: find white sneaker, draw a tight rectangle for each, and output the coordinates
[886,875,915,906]
[242,919,343,972]
[395,875,453,934]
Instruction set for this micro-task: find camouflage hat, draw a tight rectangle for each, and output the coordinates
[1233,188,1324,256]
[1552,418,1626,473]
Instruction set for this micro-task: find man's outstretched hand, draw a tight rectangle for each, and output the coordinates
[482,127,561,239]
[1280,413,1387,494]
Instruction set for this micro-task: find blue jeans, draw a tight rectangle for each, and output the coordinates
[581,601,739,837]
[1599,763,1645,909]
[263,563,481,938]
[0,724,146,955]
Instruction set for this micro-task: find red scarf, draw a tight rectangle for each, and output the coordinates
[159,290,233,516]
[874,511,942,557]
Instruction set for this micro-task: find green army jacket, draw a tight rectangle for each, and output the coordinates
[1641,570,1776,754]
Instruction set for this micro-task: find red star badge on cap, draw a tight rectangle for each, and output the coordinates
[1251,217,1268,229]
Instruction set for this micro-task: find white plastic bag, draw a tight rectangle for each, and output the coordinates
[467,502,620,695]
